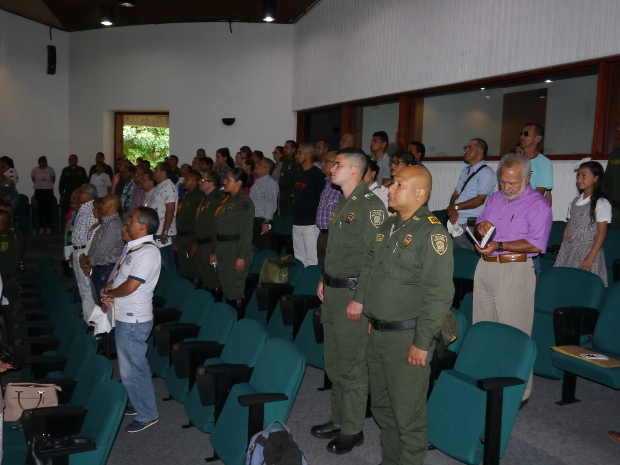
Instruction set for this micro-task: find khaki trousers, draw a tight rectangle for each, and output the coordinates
[472,258,536,399]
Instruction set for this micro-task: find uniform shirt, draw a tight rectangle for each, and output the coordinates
[31,167,55,190]
[72,200,97,247]
[148,178,178,247]
[59,165,88,198]
[293,166,325,226]
[250,174,279,221]
[325,182,387,282]
[89,172,112,198]
[195,190,225,251]
[454,161,496,224]
[530,153,554,190]
[316,181,342,230]
[110,234,161,323]
[213,194,255,260]
[477,186,552,257]
[359,206,454,350]
[368,181,389,209]
[88,214,123,266]
[375,153,391,185]
[567,194,612,223]
[176,188,204,235]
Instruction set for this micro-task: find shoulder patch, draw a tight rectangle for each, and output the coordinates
[369,209,386,228]
[427,216,441,225]
[430,234,448,256]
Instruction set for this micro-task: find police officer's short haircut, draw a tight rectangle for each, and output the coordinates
[409,141,426,158]
[81,183,97,199]
[338,148,368,175]
[285,140,298,149]
[372,131,389,145]
[498,152,531,181]
[471,138,488,158]
[135,206,159,235]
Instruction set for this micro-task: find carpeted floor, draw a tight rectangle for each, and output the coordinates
[108,367,620,465]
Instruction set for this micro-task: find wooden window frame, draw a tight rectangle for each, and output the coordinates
[297,54,620,161]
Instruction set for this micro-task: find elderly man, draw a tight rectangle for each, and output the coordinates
[250,158,279,250]
[473,152,552,399]
[446,138,496,248]
[360,165,453,465]
[520,123,553,199]
[72,184,98,321]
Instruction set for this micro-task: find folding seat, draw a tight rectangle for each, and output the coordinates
[152,276,196,325]
[552,282,620,404]
[604,229,620,282]
[162,303,237,398]
[532,267,604,378]
[182,319,269,431]
[266,265,321,340]
[452,247,479,308]
[294,306,324,370]
[4,380,127,465]
[149,288,213,378]
[546,220,566,255]
[208,339,306,465]
[428,322,536,465]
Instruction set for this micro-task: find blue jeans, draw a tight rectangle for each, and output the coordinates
[115,320,158,423]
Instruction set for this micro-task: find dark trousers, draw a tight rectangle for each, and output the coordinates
[317,229,329,272]
[35,189,55,229]
[253,217,274,250]
[91,263,115,305]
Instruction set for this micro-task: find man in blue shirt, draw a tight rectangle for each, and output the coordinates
[447,138,496,249]
[520,123,553,200]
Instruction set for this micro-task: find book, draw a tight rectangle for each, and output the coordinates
[552,345,620,368]
[465,225,495,249]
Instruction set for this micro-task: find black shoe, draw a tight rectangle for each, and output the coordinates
[519,399,529,410]
[326,432,364,454]
[310,421,341,439]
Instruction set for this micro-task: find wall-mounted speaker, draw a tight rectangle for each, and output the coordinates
[47,45,56,75]
[222,117,236,126]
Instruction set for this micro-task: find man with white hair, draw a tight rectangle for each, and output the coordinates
[473,153,552,399]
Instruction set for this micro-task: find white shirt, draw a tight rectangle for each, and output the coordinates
[90,172,112,198]
[369,181,389,209]
[146,179,178,247]
[111,235,161,323]
[567,194,612,223]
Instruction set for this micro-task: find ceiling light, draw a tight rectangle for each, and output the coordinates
[263,0,276,22]
[480,87,486,91]
[100,17,113,27]
[119,1,135,7]
[544,79,553,83]
[263,15,275,22]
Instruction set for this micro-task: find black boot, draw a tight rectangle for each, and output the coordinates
[326,432,364,454]
[310,421,341,439]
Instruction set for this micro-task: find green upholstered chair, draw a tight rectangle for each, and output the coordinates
[532,267,604,379]
[428,322,536,465]
[453,248,479,308]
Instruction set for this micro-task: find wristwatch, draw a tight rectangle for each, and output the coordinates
[497,242,504,252]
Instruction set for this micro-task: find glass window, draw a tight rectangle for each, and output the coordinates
[360,101,399,154]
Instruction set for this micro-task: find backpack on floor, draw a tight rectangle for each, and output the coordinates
[246,421,308,465]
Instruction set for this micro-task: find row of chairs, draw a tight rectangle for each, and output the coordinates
[2,259,126,465]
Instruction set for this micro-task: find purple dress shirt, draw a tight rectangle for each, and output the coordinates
[477,186,552,256]
[315,181,342,231]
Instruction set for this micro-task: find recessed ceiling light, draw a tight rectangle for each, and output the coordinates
[544,79,553,83]
[119,1,135,7]
[100,17,114,27]
[480,87,486,91]
[263,15,275,22]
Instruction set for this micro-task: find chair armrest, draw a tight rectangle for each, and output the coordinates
[175,340,223,357]
[238,393,288,407]
[154,323,200,356]
[34,435,96,459]
[203,364,254,421]
[153,307,181,325]
[170,341,224,381]
[477,377,524,391]
[22,406,86,440]
[204,363,253,382]
[553,306,599,346]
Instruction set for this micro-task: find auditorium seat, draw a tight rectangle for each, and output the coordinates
[452,248,479,308]
[428,322,536,465]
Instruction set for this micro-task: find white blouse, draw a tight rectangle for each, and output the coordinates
[567,194,612,223]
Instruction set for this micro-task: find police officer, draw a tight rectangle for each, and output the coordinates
[210,168,254,315]
[190,171,224,292]
[311,148,388,454]
[360,165,454,465]
[175,169,204,278]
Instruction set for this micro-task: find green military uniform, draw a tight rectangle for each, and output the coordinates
[359,205,454,465]
[273,156,300,236]
[322,182,387,435]
[213,193,255,301]
[174,187,204,278]
[193,189,224,290]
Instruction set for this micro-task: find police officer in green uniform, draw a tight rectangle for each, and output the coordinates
[191,171,224,292]
[274,140,301,251]
[175,170,204,278]
[360,165,454,465]
[211,168,254,315]
[311,148,388,454]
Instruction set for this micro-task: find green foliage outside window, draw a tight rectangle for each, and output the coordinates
[123,125,170,167]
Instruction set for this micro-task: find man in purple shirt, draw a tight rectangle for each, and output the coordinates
[315,151,342,270]
[473,152,552,400]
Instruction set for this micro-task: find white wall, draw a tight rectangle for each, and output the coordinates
[294,0,620,110]
[422,75,597,156]
[69,22,295,166]
[0,10,69,196]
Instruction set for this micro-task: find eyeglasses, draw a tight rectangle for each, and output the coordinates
[520,131,529,136]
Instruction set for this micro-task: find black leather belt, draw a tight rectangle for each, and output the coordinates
[319,229,328,234]
[368,317,417,332]
[216,234,241,242]
[196,238,213,245]
[72,245,86,250]
[323,273,358,290]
